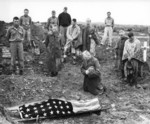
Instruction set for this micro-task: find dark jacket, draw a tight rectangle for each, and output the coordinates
[82,26,99,51]
[116,36,128,60]
[58,12,71,27]
[81,57,102,95]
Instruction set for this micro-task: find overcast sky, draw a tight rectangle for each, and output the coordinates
[0,0,150,25]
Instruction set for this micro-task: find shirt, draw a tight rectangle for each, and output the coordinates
[20,15,32,30]
[58,12,71,27]
[122,38,141,60]
[46,16,58,31]
[67,24,80,40]
[105,17,114,27]
[6,26,25,42]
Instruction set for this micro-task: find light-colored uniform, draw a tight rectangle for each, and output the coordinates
[6,26,25,71]
[64,24,80,55]
[46,16,58,31]
[101,17,114,46]
[20,15,32,42]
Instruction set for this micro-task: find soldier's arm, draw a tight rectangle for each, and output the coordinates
[67,26,73,41]
[92,31,99,45]
[73,26,80,40]
[68,14,71,25]
[94,58,101,73]
[46,18,50,31]
[112,18,114,28]
[6,28,11,42]
[58,14,61,27]
[22,29,25,41]
[19,17,23,26]
[81,62,86,75]
[29,17,32,26]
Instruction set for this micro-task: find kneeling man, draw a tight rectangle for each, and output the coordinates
[81,50,104,95]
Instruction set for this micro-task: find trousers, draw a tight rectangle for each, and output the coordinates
[101,27,113,46]
[10,42,24,70]
[59,26,68,48]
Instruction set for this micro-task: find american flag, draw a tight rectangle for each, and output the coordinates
[19,98,101,119]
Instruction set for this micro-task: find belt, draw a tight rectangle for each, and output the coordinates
[106,25,112,27]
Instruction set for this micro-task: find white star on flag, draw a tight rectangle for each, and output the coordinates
[54,105,58,108]
[68,111,71,114]
[66,105,69,108]
[42,109,45,112]
[59,101,62,104]
[48,106,52,109]
[47,103,50,106]
[60,106,63,109]
[26,108,30,112]
[33,107,37,110]
[40,105,44,108]
[53,101,56,104]
[56,110,60,114]
[35,110,38,113]
[50,111,53,115]
[43,113,47,116]
[25,114,29,118]
[62,111,65,114]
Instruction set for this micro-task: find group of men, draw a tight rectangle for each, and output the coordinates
[6,6,145,95]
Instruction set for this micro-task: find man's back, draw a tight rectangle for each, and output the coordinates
[58,12,71,27]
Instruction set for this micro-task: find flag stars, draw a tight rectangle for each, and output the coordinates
[25,114,29,118]
[56,110,60,114]
[59,101,62,104]
[60,106,63,109]
[26,108,30,112]
[54,105,58,108]
[66,105,69,108]
[62,111,65,114]
[33,107,37,110]
[20,111,24,113]
[42,109,45,112]
[48,106,52,109]
[53,101,56,104]
[68,111,71,114]
[43,113,47,116]
[50,111,53,115]
[19,107,23,110]
[40,105,44,108]
[35,110,38,113]
[47,103,50,106]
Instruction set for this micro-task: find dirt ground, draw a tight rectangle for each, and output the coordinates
[1,36,150,124]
